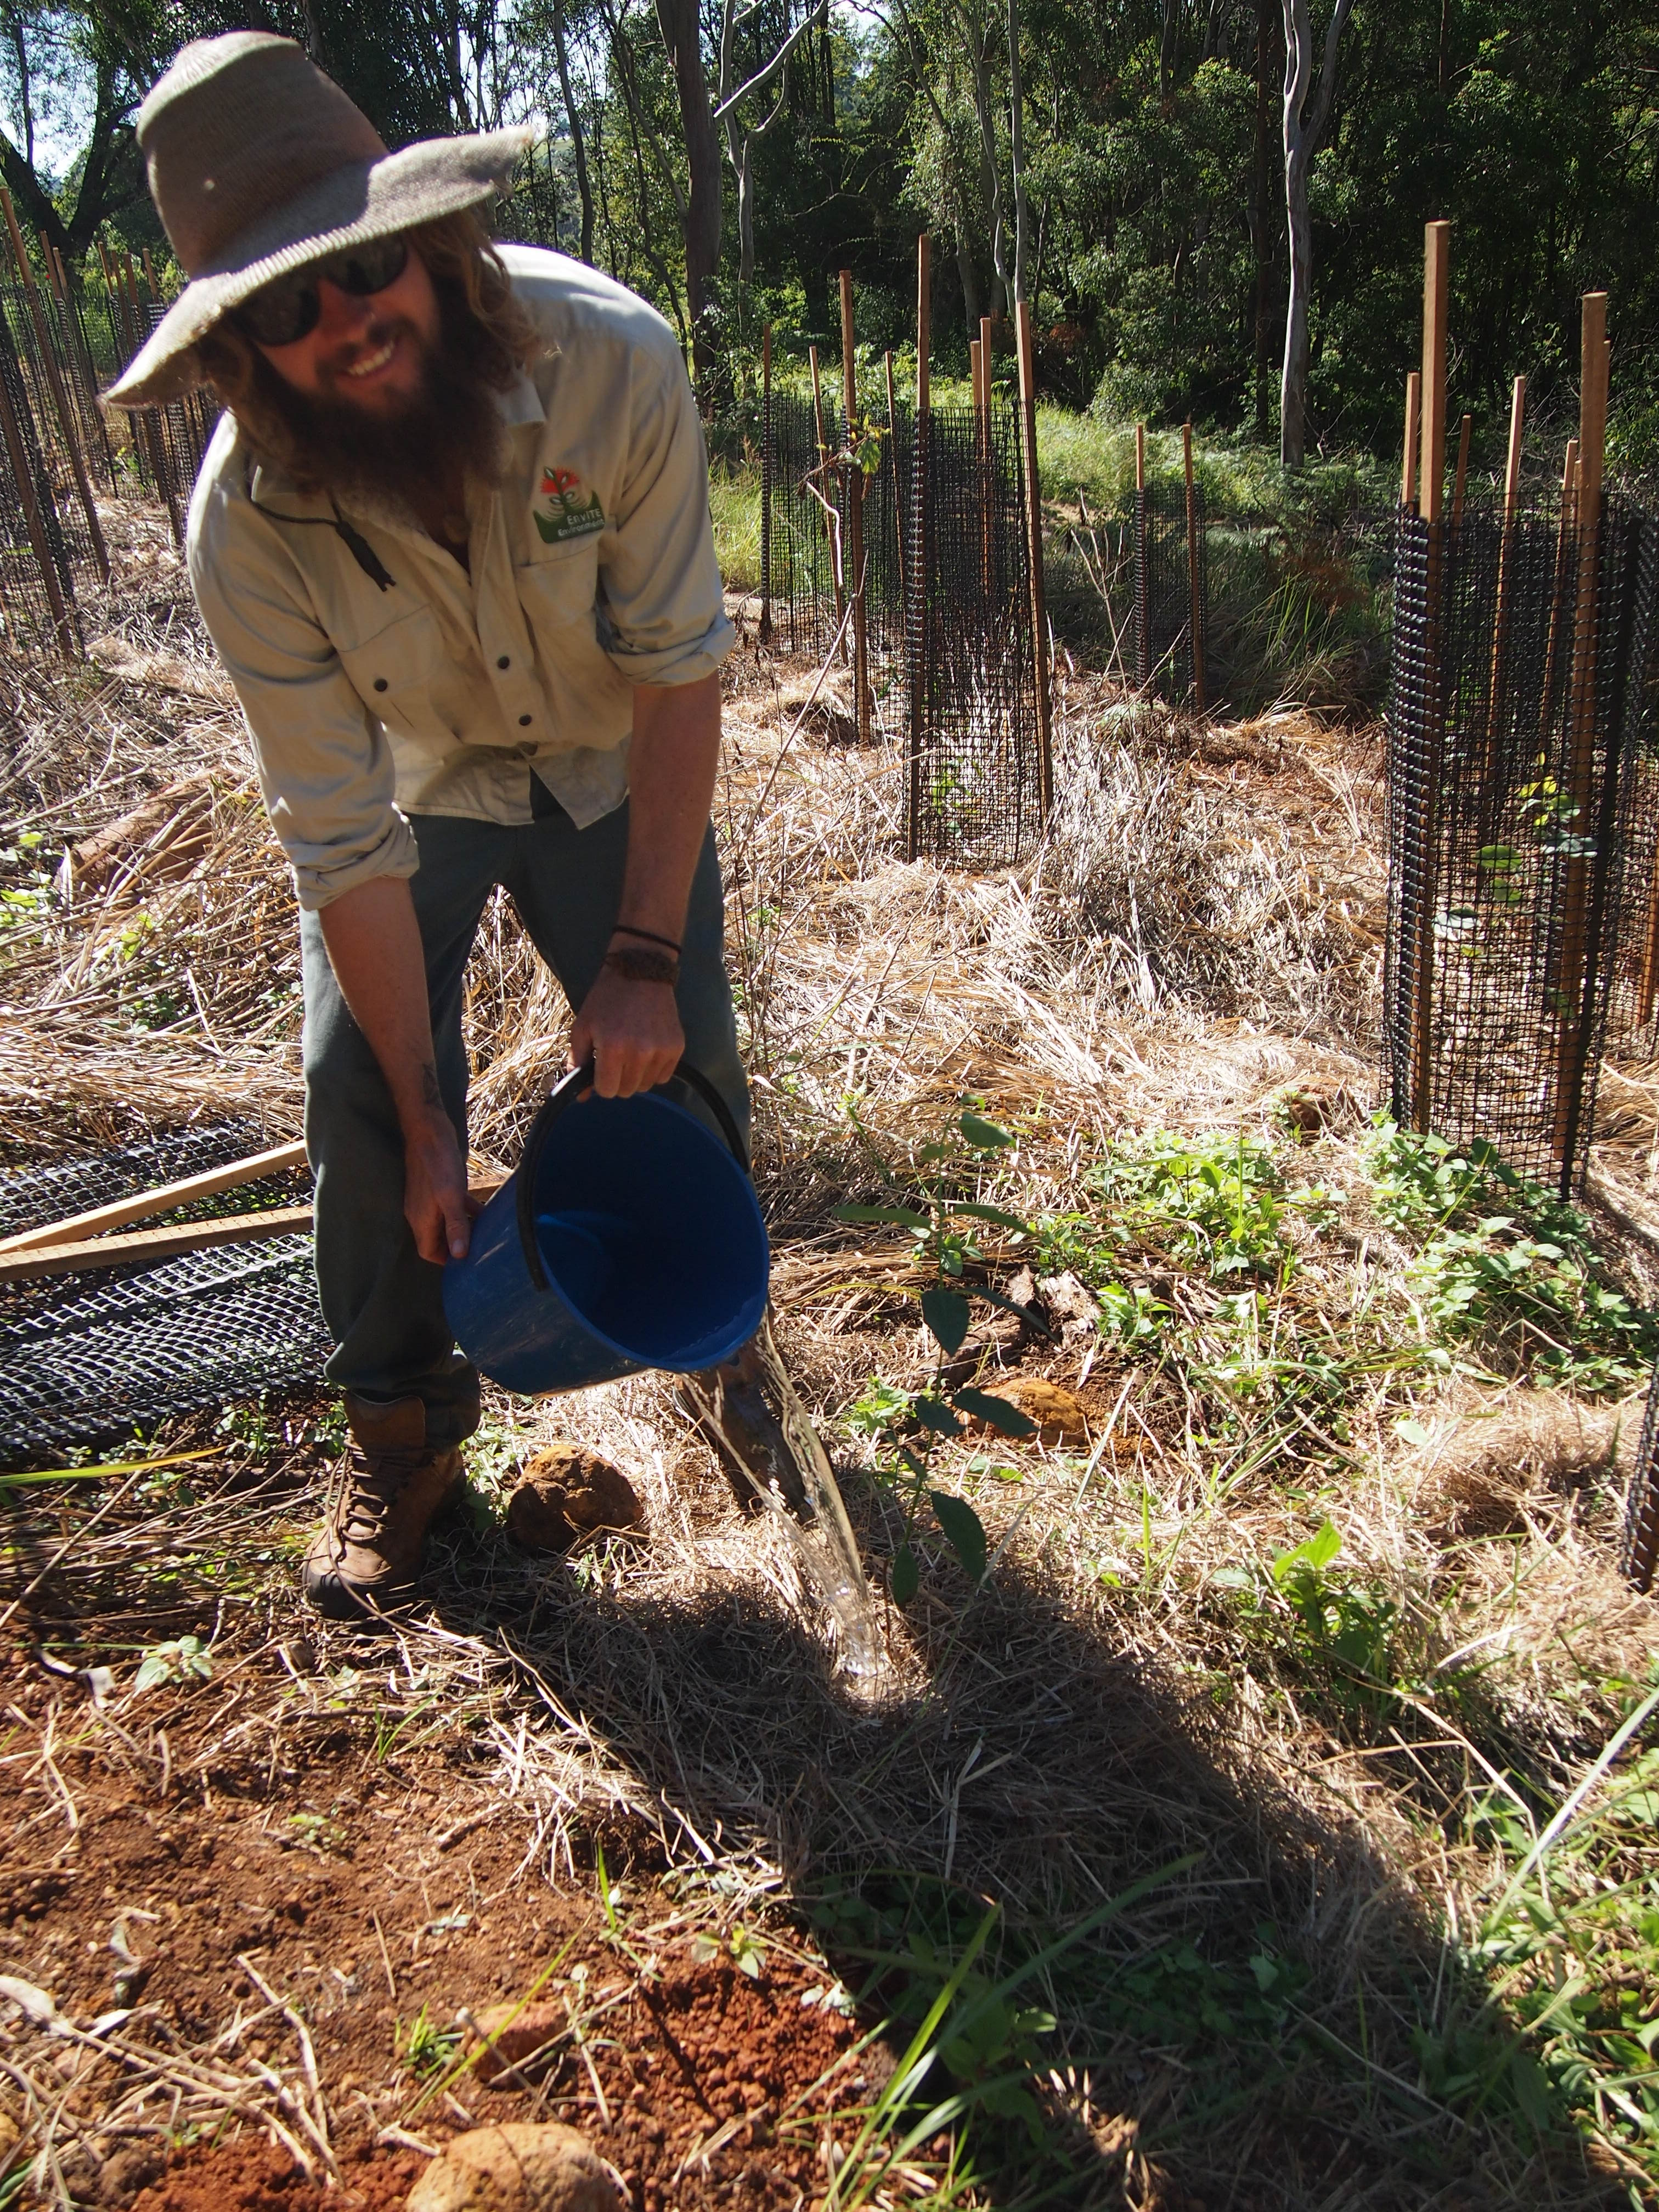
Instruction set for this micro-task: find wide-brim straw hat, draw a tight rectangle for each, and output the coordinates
[106,32,530,410]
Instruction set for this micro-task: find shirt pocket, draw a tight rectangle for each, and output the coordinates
[333,605,447,739]
[516,543,633,726]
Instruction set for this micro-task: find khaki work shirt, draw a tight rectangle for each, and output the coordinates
[188,244,735,911]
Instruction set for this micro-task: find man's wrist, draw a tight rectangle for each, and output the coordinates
[603,944,680,987]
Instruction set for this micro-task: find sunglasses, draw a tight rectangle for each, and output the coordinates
[232,235,411,349]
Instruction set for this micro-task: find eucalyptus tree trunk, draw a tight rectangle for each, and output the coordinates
[1279,0,1353,466]
[1008,0,1029,304]
[549,0,595,263]
[655,0,723,382]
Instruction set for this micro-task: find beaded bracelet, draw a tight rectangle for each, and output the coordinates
[604,946,680,986]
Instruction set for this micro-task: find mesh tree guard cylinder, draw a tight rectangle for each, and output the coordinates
[1384,501,1659,1193]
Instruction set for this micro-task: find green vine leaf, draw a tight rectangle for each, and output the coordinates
[949,1203,1030,1231]
[930,1491,988,1584]
[834,1203,930,1229]
[952,1387,1038,1438]
[891,1543,920,1604]
[921,1286,971,1356]
[960,1111,1013,1150]
[913,1396,964,1437]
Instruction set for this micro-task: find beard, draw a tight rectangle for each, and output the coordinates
[245,286,509,507]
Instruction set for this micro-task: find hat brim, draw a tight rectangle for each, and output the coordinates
[105,125,533,409]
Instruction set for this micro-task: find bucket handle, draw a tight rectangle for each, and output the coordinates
[514,1057,749,1294]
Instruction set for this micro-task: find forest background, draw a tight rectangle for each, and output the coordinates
[3,0,1658,482]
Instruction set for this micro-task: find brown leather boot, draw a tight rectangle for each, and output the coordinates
[303,1392,465,1620]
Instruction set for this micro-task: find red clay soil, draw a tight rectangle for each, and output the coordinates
[131,2141,420,2212]
[2,1657,871,2212]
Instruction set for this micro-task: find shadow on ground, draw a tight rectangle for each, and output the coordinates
[416,1488,1623,2212]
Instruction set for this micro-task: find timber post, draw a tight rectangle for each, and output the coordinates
[1182,421,1206,714]
[1408,218,1451,1133]
[907,234,930,864]
[840,269,871,743]
[1015,298,1053,828]
[1551,292,1610,1193]
[759,323,772,645]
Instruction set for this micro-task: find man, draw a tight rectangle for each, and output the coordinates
[108,31,830,1617]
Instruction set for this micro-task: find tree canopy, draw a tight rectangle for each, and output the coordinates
[4,0,1656,459]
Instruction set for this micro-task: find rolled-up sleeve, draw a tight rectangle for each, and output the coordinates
[188,483,417,911]
[597,351,736,687]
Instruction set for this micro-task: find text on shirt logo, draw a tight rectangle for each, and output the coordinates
[535,466,605,544]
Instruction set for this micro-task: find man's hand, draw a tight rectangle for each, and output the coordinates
[317,877,481,1263]
[569,969,684,1098]
[403,1095,479,1265]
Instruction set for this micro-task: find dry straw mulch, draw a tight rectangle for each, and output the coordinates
[3,504,1656,2210]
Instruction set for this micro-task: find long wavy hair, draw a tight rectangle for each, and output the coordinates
[192,210,540,485]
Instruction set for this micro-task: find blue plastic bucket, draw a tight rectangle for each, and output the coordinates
[443,1059,769,1395]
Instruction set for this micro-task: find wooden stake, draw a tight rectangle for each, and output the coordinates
[1182,422,1206,714]
[1401,372,1420,507]
[140,245,159,298]
[759,323,772,645]
[840,269,871,743]
[969,337,983,411]
[808,342,845,646]
[0,187,110,584]
[1134,424,1148,689]
[1409,219,1452,1129]
[1553,291,1610,1190]
[908,235,931,864]
[1418,220,1451,521]
[0,324,75,658]
[1015,297,1053,826]
[0,1140,308,1255]
[1450,411,1472,529]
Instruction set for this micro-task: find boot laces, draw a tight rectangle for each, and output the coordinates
[338,1443,427,1545]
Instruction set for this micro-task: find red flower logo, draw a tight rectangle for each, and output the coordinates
[541,467,580,499]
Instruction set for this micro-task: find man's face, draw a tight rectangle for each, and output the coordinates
[255,248,441,413]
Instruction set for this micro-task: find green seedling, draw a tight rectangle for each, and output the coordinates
[398,2002,460,2076]
[133,1633,213,1692]
[835,1105,1036,1602]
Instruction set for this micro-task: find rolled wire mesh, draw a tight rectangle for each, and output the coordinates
[1384,499,1658,1193]
[905,399,1041,866]
[1,1123,324,1464]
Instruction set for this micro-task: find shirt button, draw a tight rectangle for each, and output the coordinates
[518,714,533,727]
[373,678,388,692]
[497,654,511,669]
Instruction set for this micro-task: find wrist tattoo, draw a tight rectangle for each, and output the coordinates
[603,946,679,986]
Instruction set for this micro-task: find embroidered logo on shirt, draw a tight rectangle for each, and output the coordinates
[535,466,605,544]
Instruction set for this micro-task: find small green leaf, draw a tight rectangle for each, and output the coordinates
[921,1287,971,1356]
[959,1111,1012,1150]
[913,1396,964,1437]
[929,1491,988,1584]
[833,1203,930,1229]
[952,1387,1037,1438]
[1393,1417,1434,1448]
[949,1203,1030,1230]
[890,1543,919,1604]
